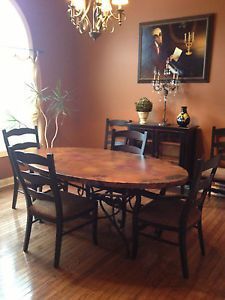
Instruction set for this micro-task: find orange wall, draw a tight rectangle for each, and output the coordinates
[82,0,225,155]
[0,157,12,180]
[1,0,225,179]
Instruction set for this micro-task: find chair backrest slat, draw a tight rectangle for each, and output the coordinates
[10,142,40,151]
[15,150,47,166]
[3,126,40,149]
[104,118,132,149]
[21,170,51,187]
[111,129,147,155]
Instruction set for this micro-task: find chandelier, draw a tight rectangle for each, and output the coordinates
[67,0,128,40]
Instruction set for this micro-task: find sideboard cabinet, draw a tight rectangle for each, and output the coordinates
[129,123,198,177]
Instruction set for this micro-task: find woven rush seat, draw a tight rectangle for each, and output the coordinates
[30,191,95,221]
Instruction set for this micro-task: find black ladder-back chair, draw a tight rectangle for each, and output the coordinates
[101,129,148,228]
[2,126,40,209]
[104,118,132,149]
[94,129,148,225]
[209,126,225,195]
[154,129,186,194]
[10,149,98,268]
[111,129,148,155]
[131,154,220,278]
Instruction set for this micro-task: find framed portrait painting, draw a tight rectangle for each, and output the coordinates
[138,14,214,83]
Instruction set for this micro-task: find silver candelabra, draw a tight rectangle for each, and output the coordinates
[152,60,180,126]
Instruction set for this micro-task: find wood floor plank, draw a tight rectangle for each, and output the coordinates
[0,186,225,299]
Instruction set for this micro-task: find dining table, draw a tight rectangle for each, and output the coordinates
[37,147,188,190]
[36,147,189,255]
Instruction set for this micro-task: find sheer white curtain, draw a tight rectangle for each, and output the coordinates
[0,0,37,152]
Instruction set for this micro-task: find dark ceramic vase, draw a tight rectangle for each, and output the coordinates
[177,106,190,127]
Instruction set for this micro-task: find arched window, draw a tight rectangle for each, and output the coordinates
[0,0,37,153]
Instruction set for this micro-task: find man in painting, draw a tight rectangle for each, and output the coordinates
[150,27,168,73]
[150,27,184,75]
[140,27,171,78]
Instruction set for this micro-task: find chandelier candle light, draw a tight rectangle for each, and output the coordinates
[152,59,180,126]
[68,0,128,40]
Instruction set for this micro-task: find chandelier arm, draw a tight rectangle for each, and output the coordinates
[110,9,126,25]
[92,2,103,32]
[72,8,85,18]
[78,0,92,32]
[103,17,115,33]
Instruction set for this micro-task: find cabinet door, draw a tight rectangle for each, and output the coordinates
[154,129,185,166]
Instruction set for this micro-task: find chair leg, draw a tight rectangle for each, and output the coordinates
[131,226,139,259]
[92,203,98,245]
[208,188,212,197]
[54,222,63,268]
[154,228,163,238]
[62,182,68,192]
[160,188,166,195]
[131,195,142,259]
[118,198,127,228]
[197,220,205,256]
[180,185,185,194]
[178,230,189,279]
[23,214,33,252]
[12,177,19,209]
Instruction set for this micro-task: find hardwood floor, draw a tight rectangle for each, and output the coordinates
[0,186,225,299]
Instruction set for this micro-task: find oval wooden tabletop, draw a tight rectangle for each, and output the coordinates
[37,147,188,190]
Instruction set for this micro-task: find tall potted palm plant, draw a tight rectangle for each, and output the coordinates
[27,81,70,148]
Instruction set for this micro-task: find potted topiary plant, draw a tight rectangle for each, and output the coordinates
[135,97,153,124]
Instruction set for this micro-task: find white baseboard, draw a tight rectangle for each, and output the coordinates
[0,177,13,188]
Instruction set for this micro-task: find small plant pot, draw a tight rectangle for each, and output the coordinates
[137,111,149,125]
